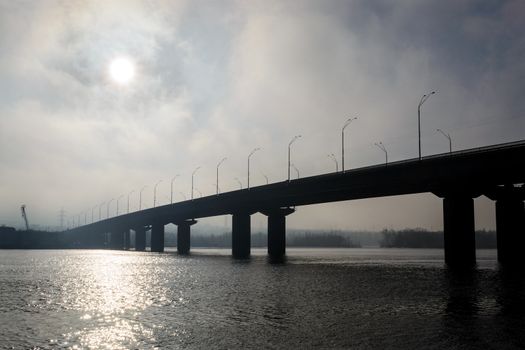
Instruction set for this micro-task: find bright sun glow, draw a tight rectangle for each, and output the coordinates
[109,57,135,85]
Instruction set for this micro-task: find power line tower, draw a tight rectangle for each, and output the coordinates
[20,205,30,231]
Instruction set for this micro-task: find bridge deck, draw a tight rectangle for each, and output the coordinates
[70,140,525,232]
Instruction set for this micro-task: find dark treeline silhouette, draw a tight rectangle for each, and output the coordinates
[0,226,106,249]
[380,228,497,248]
[166,231,360,248]
[1,226,497,249]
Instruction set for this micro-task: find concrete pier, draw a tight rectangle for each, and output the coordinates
[123,229,130,250]
[232,212,251,259]
[135,227,146,251]
[177,219,197,255]
[109,230,124,250]
[263,207,295,259]
[485,185,525,265]
[151,222,165,253]
[496,196,525,264]
[443,196,476,267]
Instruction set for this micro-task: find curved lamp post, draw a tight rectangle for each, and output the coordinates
[248,148,260,189]
[216,157,227,195]
[127,190,135,213]
[328,153,339,172]
[91,205,97,223]
[436,128,452,153]
[98,202,105,221]
[418,91,436,160]
[106,198,114,218]
[374,142,388,165]
[116,194,124,216]
[170,175,180,204]
[235,177,243,190]
[139,186,148,210]
[261,172,269,185]
[194,188,203,198]
[291,164,300,179]
[342,117,357,172]
[288,135,301,181]
[191,166,201,200]
[153,180,162,207]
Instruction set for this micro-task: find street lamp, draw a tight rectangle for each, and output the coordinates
[139,186,148,210]
[153,180,162,207]
[248,148,260,189]
[342,117,357,172]
[170,175,180,204]
[418,91,436,160]
[291,164,300,179]
[216,157,227,195]
[191,166,201,200]
[288,135,301,181]
[107,198,114,218]
[374,142,388,165]
[98,202,105,221]
[261,172,269,185]
[127,190,135,213]
[116,194,124,216]
[235,177,243,189]
[436,128,452,153]
[328,153,339,172]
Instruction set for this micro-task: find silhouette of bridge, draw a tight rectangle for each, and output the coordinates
[67,140,525,267]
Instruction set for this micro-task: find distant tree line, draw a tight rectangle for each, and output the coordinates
[165,231,360,248]
[0,226,497,249]
[380,229,497,248]
[0,226,106,249]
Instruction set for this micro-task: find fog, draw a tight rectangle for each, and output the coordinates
[1,1,523,229]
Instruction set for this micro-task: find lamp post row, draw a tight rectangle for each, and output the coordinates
[82,93,440,225]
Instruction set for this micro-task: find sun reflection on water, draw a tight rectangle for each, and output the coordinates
[55,251,183,348]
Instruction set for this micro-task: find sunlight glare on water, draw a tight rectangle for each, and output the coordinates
[0,248,524,349]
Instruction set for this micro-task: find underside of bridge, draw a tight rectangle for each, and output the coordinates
[437,184,525,268]
[68,141,525,268]
[103,193,524,269]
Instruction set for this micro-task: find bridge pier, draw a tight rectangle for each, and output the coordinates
[134,227,146,251]
[443,195,476,267]
[262,207,295,260]
[123,229,130,250]
[487,185,525,265]
[232,212,251,259]
[109,229,125,250]
[496,198,524,264]
[151,222,165,253]
[177,219,197,255]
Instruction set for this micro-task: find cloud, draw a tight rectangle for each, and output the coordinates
[0,0,522,229]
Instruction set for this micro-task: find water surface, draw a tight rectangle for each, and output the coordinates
[0,248,524,349]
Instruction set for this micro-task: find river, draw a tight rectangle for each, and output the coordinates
[0,248,524,349]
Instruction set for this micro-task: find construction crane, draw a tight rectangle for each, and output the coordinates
[20,205,30,231]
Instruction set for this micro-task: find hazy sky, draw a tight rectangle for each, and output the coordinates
[1,0,524,230]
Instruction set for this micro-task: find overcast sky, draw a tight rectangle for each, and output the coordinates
[1,0,524,230]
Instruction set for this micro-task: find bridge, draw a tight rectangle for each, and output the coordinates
[67,140,525,267]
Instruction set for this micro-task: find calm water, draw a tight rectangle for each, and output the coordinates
[0,248,524,349]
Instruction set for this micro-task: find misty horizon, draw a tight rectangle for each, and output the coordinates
[1,1,524,231]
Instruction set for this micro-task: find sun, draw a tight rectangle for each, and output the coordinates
[109,57,135,85]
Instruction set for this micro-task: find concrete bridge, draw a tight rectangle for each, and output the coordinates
[67,140,525,267]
